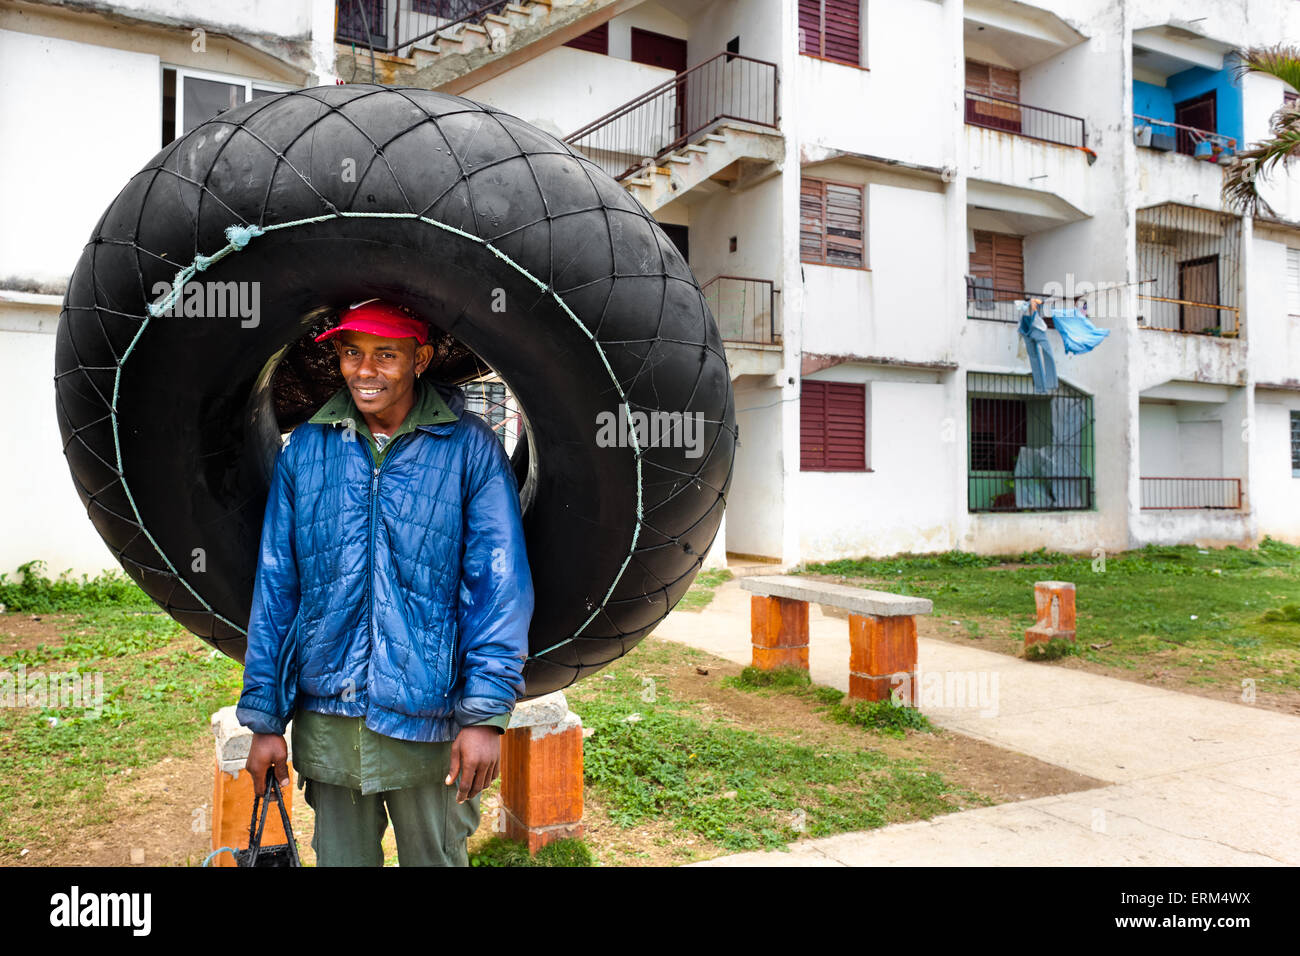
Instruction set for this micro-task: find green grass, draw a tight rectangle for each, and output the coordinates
[0,567,241,859]
[470,836,594,867]
[567,642,973,855]
[675,568,734,612]
[800,538,1300,694]
[0,560,154,613]
[725,665,936,738]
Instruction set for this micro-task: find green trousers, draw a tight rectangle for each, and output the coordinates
[300,774,482,867]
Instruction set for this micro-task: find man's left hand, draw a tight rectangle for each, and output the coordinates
[446,725,501,803]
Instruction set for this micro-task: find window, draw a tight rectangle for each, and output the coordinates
[967,372,1093,512]
[464,380,511,447]
[1288,248,1300,317]
[800,177,865,268]
[565,23,609,55]
[1292,411,1300,477]
[799,0,862,67]
[801,380,867,471]
[968,230,1025,297]
[162,67,291,144]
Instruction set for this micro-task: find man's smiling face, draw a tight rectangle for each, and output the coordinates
[332,329,434,419]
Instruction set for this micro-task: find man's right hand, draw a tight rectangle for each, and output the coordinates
[246,733,290,796]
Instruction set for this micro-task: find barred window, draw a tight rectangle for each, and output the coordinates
[1291,410,1300,477]
[968,372,1094,512]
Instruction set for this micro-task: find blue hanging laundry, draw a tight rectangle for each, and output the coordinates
[1051,307,1110,355]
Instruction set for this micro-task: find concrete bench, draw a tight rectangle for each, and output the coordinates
[740,575,933,705]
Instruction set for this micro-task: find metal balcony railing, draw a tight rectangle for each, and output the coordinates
[566,51,779,181]
[964,91,1086,149]
[1133,114,1237,159]
[1140,477,1242,510]
[336,0,509,57]
[702,276,780,345]
[965,281,1064,327]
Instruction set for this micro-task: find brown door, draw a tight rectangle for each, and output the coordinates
[1174,91,1216,156]
[632,28,689,146]
[969,230,1025,300]
[1179,255,1220,332]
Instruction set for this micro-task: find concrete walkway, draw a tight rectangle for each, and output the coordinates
[653,577,1300,866]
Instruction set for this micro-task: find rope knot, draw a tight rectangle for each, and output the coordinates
[224,223,265,250]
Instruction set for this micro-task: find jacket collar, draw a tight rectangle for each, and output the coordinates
[308,376,460,434]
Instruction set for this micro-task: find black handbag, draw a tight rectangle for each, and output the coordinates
[235,768,301,867]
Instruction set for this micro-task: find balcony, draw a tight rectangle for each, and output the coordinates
[965,282,1063,326]
[336,0,508,55]
[565,51,782,212]
[965,91,1086,149]
[1133,115,1236,162]
[703,276,780,345]
[1136,202,1241,337]
[1140,477,1242,510]
[566,51,778,181]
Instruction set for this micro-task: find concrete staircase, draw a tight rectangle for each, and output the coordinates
[336,0,639,94]
[620,121,785,213]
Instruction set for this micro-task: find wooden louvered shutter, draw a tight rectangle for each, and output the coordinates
[801,380,828,469]
[564,22,609,54]
[965,59,1021,130]
[823,0,860,66]
[824,382,866,469]
[824,182,864,267]
[970,231,1024,296]
[801,178,826,263]
[801,381,866,471]
[798,0,821,56]
[799,1,860,65]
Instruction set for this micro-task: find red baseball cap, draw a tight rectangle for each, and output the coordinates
[314,299,429,345]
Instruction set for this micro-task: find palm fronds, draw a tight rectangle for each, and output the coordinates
[1223,45,1300,217]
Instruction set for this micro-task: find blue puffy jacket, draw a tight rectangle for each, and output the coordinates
[235,383,534,743]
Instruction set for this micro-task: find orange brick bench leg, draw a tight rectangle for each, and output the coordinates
[498,692,584,855]
[1024,580,1077,649]
[750,595,810,671]
[847,614,918,705]
[210,707,295,867]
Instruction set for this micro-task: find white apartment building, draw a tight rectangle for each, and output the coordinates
[2,0,1299,578]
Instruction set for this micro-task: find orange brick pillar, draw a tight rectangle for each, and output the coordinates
[847,614,919,705]
[498,692,584,854]
[210,707,295,867]
[1024,580,1077,648]
[750,595,810,671]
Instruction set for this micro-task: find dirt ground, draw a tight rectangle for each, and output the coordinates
[13,640,1099,867]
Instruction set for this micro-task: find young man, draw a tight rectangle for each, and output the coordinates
[237,299,533,866]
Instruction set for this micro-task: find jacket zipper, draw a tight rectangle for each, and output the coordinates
[366,433,411,684]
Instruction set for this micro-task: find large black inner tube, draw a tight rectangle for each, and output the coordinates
[54,85,736,696]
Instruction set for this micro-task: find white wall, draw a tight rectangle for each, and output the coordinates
[796,0,951,170]
[0,301,119,577]
[0,30,162,288]
[727,379,785,556]
[798,370,955,559]
[463,46,673,139]
[1253,396,1300,543]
